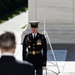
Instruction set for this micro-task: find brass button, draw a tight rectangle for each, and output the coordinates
[32,51,35,55]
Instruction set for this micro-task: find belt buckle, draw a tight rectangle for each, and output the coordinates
[32,51,35,55]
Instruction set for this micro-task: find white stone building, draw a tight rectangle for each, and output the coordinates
[29,0,75,25]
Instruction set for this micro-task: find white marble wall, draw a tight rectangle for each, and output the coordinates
[29,0,75,25]
[74,0,75,24]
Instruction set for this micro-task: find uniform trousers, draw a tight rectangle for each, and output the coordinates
[36,67,42,75]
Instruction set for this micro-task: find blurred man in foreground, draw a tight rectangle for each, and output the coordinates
[0,31,35,75]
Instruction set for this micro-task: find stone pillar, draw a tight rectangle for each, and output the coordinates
[74,0,75,24]
[28,0,37,21]
[29,0,74,25]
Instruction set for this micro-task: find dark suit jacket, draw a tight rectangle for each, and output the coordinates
[0,56,35,75]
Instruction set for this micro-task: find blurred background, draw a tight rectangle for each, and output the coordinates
[0,0,28,23]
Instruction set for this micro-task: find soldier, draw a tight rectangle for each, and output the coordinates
[23,21,47,75]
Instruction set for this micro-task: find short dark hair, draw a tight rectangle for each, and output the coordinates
[0,32,16,50]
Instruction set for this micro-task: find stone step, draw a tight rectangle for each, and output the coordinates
[43,72,75,75]
[25,30,75,34]
[21,24,75,48]
[27,25,75,29]
[21,31,75,44]
[26,25,75,34]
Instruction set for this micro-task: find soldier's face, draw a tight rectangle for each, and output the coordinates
[31,27,38,34]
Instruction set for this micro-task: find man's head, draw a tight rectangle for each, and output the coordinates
[0,31,16,53]
[29,21,39,34]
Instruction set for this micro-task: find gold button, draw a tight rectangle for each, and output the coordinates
[32,51,35,55]
[28,46,31,48]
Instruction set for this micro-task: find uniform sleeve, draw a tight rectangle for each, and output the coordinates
[42,35,47,66]
[22,35,28,61]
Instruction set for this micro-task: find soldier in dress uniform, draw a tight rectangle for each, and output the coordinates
[23,21,47,75]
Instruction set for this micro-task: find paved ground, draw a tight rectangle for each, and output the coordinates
[1,10,75,75]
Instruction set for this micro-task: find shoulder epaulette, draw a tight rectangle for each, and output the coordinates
[42,34,44,39]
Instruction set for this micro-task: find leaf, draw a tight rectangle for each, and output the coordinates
[21,24,28,29]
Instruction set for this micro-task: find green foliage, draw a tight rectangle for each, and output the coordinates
[0,0,28,17]
[0,6,28,24]
[21,24,28,29]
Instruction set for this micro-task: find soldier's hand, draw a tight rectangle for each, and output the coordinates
[43,62,46,66]
[42,66,47,70]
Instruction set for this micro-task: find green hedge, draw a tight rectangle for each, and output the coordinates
[0,0,28,17]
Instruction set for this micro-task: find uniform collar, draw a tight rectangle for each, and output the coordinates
[32,33,37,37]
[30,32,39,38]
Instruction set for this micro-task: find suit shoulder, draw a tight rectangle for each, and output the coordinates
[16,60,33,67]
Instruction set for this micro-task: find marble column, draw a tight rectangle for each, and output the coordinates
[29,0,74,25]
